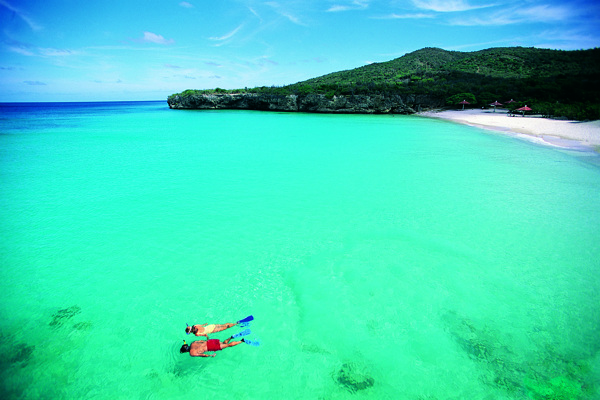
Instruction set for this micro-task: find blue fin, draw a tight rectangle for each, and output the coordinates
[243,338,260,347]
[231,329,251,339]
[239,321,251,328]
[238,315,254,324]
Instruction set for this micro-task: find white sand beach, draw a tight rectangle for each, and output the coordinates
[419,109,600,151]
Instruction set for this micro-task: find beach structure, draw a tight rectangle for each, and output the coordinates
[459,100,470,110]
[489,100,503,112]
[516,105,532,117]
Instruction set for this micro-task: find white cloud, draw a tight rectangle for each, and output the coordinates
[264,2,306,26]
[8,45,34,56]
[538,29,596,44]
[412,0,494,12]
[39,48,76,57]
[445,38,523,51]
[5,39,76,57]
[515,5,573,22]
[327,1,370,12]
[209,25,244,41]
[451,4,576,26]
[374,13,435,19]
[24,80,46,86]
[179,1,194,8]
[248,7,261,20]
[532,28,600,50]
[281,11,303,25]
[0,0,42,31]
[141,32,175,45]
[327,5,348,12]
[93,79,123,84]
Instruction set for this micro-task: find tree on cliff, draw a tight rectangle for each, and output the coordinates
[446,93,477,107]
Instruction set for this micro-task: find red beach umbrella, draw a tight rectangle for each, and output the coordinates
[505,99,516,104]
[459,100,470,110]
[516,105,532,117]
[489,100,503,112]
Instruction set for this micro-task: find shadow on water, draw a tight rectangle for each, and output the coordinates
[441,310,598,399]
[0,304,95,398]
[164,340,208,378]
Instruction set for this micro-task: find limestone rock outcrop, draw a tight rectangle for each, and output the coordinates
[167,92,442,114]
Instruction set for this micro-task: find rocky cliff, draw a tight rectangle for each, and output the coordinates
[167,92,442,114]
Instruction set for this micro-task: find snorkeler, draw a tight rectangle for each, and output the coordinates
[180,324,260,358]
[185,315,253,338]
[180,337,245,358]
[186,323,235,338]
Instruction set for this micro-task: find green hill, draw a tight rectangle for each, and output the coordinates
[170,47,600,120]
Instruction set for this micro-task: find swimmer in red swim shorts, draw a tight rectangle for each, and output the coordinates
[180,336,244,358]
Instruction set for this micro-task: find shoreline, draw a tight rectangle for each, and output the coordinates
[417,109,600,153]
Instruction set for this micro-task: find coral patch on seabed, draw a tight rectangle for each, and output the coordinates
[334,362,375,393]
[442,310,596,399]
[49,305,81,327]
[9,343,35,367]
[72,321,93,331]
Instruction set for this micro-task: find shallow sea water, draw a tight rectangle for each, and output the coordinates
[1,101,599,399]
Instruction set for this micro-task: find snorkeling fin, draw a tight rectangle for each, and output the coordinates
[238,321,251,328]
[230,329,251,339]
[243,338,260,347]
[237,315,254,324]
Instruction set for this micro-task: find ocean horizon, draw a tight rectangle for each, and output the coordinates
[1,100,599,399]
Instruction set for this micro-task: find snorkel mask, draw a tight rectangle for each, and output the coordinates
[180,340,190,353]
[185,323,191,335]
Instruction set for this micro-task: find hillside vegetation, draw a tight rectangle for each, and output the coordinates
[169,47,600,120]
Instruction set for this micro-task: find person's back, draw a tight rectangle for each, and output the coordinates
[189,340,209,357]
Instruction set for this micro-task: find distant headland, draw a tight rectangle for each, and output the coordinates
[168,47,600,120]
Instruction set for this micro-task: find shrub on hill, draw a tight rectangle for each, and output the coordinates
[170,47,600,120]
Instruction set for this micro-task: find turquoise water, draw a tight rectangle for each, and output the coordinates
[1,102,599,399]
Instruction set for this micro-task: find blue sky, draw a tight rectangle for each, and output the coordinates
[1,0,599,102]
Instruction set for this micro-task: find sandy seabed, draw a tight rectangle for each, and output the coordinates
[419,109,600,152]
